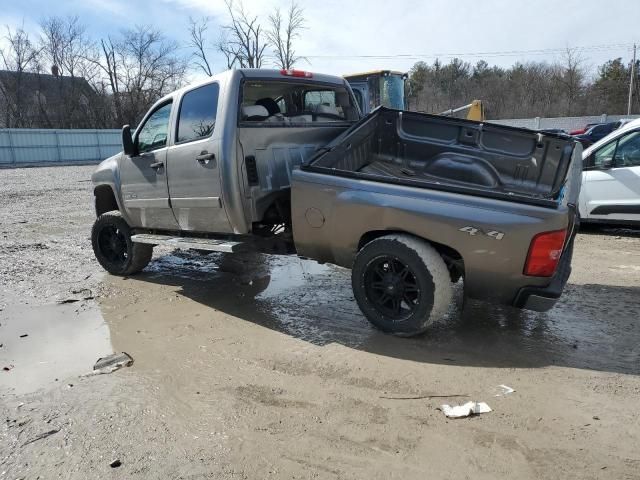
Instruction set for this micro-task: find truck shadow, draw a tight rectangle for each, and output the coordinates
[135,251,640,376]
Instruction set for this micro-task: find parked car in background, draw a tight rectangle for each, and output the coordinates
[569,123,599,136]
[616,118,636,129]
[573,122,621,148]
[580,118,640,225]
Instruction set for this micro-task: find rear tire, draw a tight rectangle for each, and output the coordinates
[91,211,152,275]
[351,234,452,336]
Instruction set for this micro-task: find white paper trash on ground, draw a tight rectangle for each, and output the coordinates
[495,385,515,396]
[440,401,492,418]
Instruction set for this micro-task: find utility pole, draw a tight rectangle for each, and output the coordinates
[628,43,636,115]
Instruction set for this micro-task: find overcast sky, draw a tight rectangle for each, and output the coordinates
[1,0,638,79]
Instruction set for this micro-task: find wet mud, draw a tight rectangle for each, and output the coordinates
[1,165,640,479]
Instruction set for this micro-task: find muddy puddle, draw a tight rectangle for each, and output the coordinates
[2,245,637,398]
[104,249,640,376]
[2,244,639,480]
[0,301,112,395]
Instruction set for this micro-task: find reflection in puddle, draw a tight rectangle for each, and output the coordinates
[133,250,640,375]
[0,302,112,395]
[145,250,357,343]
[257,256,332,299]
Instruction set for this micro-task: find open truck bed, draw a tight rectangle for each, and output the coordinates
[303,108,576,208]
[291,107,582,331]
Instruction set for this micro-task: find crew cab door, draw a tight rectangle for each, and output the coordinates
[166,82,232,233]
[119,101,179,230]
[581,129,640,222]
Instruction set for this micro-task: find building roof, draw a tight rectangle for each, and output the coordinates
[0,70,94,103]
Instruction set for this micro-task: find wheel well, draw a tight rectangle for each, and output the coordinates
[94,185,119,216]
[357,230,465,281]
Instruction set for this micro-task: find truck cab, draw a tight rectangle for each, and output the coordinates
[93,68,359,238]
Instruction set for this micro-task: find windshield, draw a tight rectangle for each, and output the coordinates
[380,75,405,110]
[240,80,359,125]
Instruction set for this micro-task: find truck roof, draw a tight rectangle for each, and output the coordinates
[157,68,348,105]
[239,68,347,84]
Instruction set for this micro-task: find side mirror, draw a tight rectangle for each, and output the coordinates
[583,153,595,169]
[122,125,136,157]
[601,158,613,170]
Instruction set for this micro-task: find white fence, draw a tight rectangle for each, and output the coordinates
[490,114,640,131]
[0,129,121,167]
[2,116,640,167]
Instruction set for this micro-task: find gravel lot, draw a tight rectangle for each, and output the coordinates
[1,165,640,479]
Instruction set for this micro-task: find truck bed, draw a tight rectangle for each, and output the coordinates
[290,108,582,307]
[302,108,578,208]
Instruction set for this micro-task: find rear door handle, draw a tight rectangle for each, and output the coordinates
[150,161,164,170]
[196,151,216,164]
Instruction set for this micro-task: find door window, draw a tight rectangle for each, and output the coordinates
[137,102,172,153]
[593,140,617,168]
[614,131,640,167]
[304,90,337,110]
[176,83,219,143]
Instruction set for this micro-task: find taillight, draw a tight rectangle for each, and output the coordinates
[280,69,313,78]
[524,229,567,277]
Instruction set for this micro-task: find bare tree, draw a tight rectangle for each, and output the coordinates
[96,37,122,126]
[118,26,186,124]
[187,16,213,76]
[0,24,41,127]
[0,25,40,73]
[93,26,187,126]
[40,16,97,78]
[557,47,585,116]
[39,16,102,127]
[219,0,269,68]
[267,1,305,69]
[218,31,242,69]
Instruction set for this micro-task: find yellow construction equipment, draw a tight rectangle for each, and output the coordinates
[345,70,485,122]
[344,70,407,114]
[439,100,485,121]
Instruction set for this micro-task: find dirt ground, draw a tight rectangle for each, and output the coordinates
[1,165,640,479]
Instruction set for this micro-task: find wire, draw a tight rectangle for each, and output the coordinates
[300,42,638,61]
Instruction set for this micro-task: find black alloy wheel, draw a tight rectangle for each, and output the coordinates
[363,256,420,320]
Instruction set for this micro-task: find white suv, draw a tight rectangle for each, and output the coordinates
[580,118,640,225]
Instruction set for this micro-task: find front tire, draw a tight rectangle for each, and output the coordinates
[91,211,152,275]
[351,234,452,336]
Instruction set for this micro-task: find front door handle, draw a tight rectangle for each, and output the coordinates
[196,151,216,165]
[150,161,164,170]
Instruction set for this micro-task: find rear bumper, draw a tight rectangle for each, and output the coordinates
[512,229,575,312]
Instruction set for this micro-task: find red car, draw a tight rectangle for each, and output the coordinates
[569,123,599,136]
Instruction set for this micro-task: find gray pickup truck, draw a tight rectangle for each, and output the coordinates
[91,68,581,336]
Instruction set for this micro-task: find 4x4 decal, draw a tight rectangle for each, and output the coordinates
[459,226,505,240]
